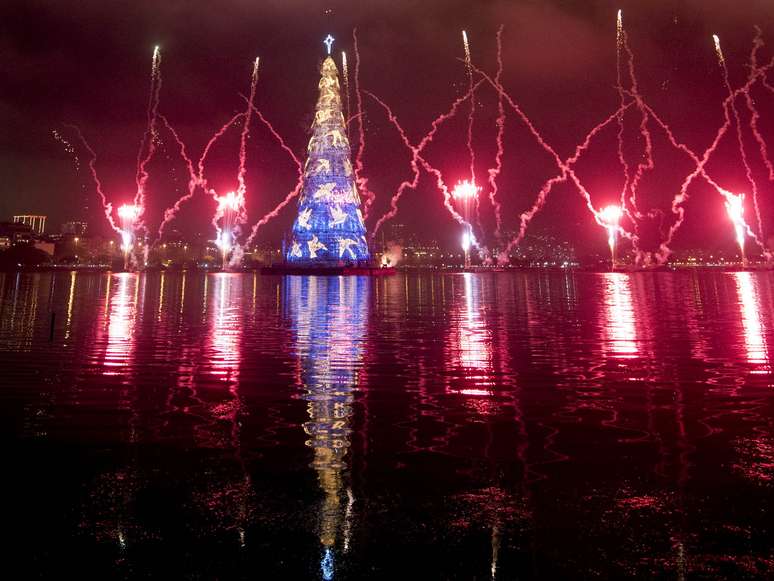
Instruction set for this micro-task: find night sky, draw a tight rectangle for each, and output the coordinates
[2,0,774,253]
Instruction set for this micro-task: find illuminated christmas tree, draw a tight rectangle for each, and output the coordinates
[286,37,370,266]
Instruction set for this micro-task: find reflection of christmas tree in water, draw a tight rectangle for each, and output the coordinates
[286,41,370,266]
[285,275,370,579]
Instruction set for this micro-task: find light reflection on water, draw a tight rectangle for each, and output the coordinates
[0,270,772,578]
[451,273,494,389]
[103,273,139,374]
[603,272,638,359]
[734,271,770,372]
[209,273,242,382]
[286,275,369,579]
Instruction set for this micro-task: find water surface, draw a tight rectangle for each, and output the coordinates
[1,270,772,578]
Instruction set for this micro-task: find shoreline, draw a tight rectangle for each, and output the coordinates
[2,264,772,274]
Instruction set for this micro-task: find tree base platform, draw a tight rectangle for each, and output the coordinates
[261,265,397,276]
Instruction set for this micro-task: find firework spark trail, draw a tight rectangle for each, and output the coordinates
[156,114,199,240]
[201,115,243,240]
[422,159,468,227]
[210,191,246,268]
[134,46,163,234]
[345,112,364,128]
[364,93,422,241]
[209,190,224,234]
[714,34,765,243]
[462,31,476,181]
[170,114,244,228]
[647,98,730,263]
[352,28,376,220]
[470,64,619,236]
[498,103,636,260]
[237,58,260,198]
[422,170,486,258]
[52,130,80,173]
[217,58,260,268]
[417,158,490,261]
[616,9,658,264]
[155,112,246,239]
[60,124,121,234]
[366,79,486,240]
[341,51,351,126]
[240,100,306,247]
[461,30,482,233]
[619,12,655,219]
[197,113,246,185]
[743,27,774,245]
[487,25,507,239]
[745,28,774,180]
[215,67,258,265]
[117,204,141,269]
[615,10,633,214]
[720,189,762,260]
[637,54,774,262]
[762,69,774,94]
[646,100,771,259]
[364,86,486,256]
[240,105,305,247]
[242,100,303,171]
[243,179,303,247]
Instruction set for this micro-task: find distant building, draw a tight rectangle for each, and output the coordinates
[0,221,35,244]
[384,222,407,245]
[61,221,88,236]
[34,241,55,256]
[13,215,46,234]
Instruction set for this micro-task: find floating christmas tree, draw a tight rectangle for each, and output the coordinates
[285,36,371,266]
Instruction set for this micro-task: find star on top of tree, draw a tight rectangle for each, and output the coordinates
[324,34,334,55]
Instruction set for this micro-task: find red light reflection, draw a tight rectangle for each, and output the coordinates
[732,272,769,373]
[103,273,139,374]
[602,273,638,359]
[447,273,494,397]
[208,274,242,381]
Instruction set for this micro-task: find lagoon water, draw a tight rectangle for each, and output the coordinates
[1,270,772,578]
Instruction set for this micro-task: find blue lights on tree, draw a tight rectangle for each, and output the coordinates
[286,51,370,266]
